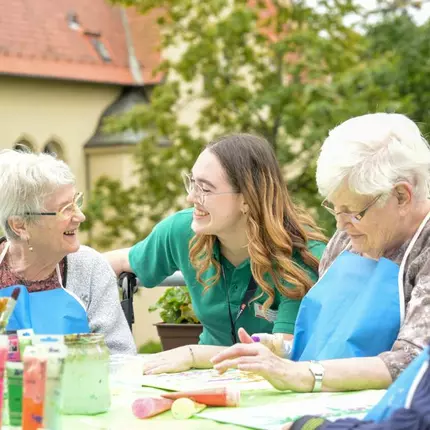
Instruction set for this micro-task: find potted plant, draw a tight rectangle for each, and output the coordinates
[149,286,203,351]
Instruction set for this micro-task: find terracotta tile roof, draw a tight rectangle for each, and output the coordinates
[126,7,164,85]
[0,0,162,85]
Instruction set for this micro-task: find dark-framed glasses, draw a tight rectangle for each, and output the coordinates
[181,172,238,206]
[25,192,84,221]
[321,194,382,224]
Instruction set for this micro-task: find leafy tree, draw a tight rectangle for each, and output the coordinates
[84,0,423,248]
[365,12,430,135]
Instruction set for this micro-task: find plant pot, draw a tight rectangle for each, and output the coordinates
[154,322,203,351]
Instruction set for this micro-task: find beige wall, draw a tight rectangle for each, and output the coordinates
[0,75,163,349]
[85,145,139,189]
[0,75,121,194]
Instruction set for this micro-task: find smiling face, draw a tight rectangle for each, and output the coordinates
[328,181,406,258]
[26,184,86,259]
[186,149,246,238]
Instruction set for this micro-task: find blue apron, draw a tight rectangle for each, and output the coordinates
[365,347,429,422]
[290,251,401,361]
[0,242,90,335]
[291,211,430,361]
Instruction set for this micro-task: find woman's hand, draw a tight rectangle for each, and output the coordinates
[210,337,313,392]
[210,342,293,391]
[142,345,193,375]
[238,327,291,357]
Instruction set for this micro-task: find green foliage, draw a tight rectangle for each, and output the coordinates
[138,340,163,354]
[148,287,200,324]
[365,13,430,136]
[84,0,429,247]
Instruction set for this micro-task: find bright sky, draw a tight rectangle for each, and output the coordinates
[306,0,430,25]
[360,0,430,24]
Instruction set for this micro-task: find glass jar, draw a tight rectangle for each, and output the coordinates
[60,333,110,415]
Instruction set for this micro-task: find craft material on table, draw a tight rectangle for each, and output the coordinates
[33,334,65,345]
[6,361,24,428]
[61,333,110,415]
[0,298,9,314]
[162,387,241,407]
[17,329,34,358]
[8,334,20,362]
[132,397,173,419]
[0,288,21,334]
[140,368,272,392]
[251,334,292,358]
[0,357,385,430]
[22,347,47,430]
[42,344,67,430]
[171,398,207,419]
[198,389,386,430]
[0,335,9,428]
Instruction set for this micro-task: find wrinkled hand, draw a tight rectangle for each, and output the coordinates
[142,346,193,375]
[210,342,294,391]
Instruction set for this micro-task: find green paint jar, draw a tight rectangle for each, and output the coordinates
[60,334,110,415]
[6,361,23,427]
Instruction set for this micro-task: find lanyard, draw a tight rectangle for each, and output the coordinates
[221,266,258,344]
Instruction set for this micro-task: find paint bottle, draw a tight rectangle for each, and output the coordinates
[42,344,67,430]
[251,333,292,358]
[7,334,20,362]
[22,347,47,430]
[6,361,24,428]
[162,386,241,407]
[61,333,110,415]
[17,329,34,358]
[32,335,64,345]
[132,397,173,419]
[0,335,9,428]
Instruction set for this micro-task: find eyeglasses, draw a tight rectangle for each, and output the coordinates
[321,194,382,224]
[25,192,84,221]
[182,173,238,206]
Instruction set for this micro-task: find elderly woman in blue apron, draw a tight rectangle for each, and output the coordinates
[0,149,136,355]
[212,113,430,394]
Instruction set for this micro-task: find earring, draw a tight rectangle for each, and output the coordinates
[27,239,33,252]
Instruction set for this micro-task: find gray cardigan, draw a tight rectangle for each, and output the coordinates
[66,246,137,355]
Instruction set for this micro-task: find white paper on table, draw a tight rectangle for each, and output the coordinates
[139,368,273,392]
[198,389,386,430]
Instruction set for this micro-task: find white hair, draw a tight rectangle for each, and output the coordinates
[316,113,430,200]
[0,149,75,240]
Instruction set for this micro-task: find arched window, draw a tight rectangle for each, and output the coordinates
[13,139,34,152]
[43,141,65,160]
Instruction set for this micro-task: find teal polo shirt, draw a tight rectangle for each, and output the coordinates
[129,208,326,346]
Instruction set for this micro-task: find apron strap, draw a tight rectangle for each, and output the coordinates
[398,210,430,324]
[0,241,10,265]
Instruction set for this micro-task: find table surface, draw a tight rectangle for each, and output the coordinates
[4,355,385,430]
[61,355,283,430]
[63,385,281,430]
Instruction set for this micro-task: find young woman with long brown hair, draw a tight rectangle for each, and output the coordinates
[106,133,326,373]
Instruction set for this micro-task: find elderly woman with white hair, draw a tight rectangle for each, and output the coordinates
[0,149,136,355]
[211,113,430,394]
